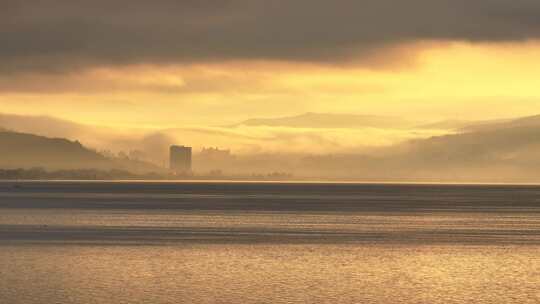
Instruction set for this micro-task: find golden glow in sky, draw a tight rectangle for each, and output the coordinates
[1,41,540,128]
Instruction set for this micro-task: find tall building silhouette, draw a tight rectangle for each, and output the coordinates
[169,145,192,173]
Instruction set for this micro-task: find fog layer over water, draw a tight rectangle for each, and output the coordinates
[1,182,539,303]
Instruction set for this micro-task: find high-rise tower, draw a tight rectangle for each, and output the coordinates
[169,145,192,173]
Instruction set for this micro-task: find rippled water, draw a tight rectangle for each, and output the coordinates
[1,181,539,303]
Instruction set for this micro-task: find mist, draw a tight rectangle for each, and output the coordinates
[0,112,445,163]
[3,111,540,182]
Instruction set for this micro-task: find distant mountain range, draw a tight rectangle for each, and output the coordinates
[0,113,173,165]
[237,113,540,181]
[459,114,540,133]
[237,112,535,134]
[0,113,89,139]
[2,111,540,181]
[0,130,164,173]
[237,112,418,129]
[0,131,110,169]
[377,116,540,181]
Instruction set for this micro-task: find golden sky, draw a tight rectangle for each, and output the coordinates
[3,0,540,157]
[1,40,540,129]
[5,0,540,181]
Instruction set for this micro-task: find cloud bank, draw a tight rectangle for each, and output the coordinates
[3,0,540,73]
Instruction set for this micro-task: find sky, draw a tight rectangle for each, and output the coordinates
[2,1,540,131]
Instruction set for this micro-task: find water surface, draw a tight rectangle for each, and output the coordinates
[1,181,539,303]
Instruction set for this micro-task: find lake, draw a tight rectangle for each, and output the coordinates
[1,181,539,303]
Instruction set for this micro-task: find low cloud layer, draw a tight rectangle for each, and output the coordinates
[5,111,540,182]
[0,112,445,163]
[3,0,540,73]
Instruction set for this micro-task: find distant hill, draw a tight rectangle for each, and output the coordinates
[0,130,112,170]
[460,114,540,133]
[384,120,540,181]
[238,112,416,129]
[405,124,540,164]
[0,130,167,174]
[0,112,177,165]
[0,113,88,138]
[415,119,473,130]
[416,118,515,131]
[291,114,540,181]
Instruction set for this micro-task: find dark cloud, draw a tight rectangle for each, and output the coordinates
[3,0,540,73]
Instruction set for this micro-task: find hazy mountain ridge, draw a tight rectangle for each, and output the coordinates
[0,113,88,139]
[181,115,540,181]
[460,115,540,133]
[0,130,165,173]
[0,130,110,169]
[401,125,540,167]
[0,113,175,164]
[238,112,417,129]
[415,119,473,130]
[0,112,444,159]
[3,112,540,181]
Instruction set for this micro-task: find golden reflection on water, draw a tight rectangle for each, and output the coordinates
[2,182,540,303]
[1,244,539,304]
